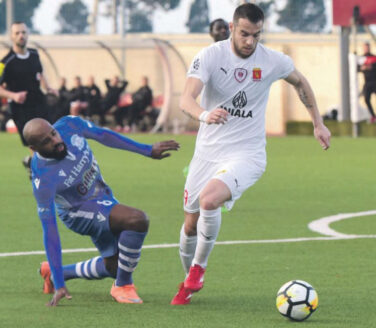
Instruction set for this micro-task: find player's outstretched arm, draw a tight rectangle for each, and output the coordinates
[180,77,228,124]
[285,69,331,150]
[47,287,72,307]
[151,140,180,159]
[75,117,179,157]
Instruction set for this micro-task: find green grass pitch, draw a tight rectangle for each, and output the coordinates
[1,132,376,327]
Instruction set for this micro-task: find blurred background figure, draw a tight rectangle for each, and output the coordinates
[209,18,230,42]
[114,76,153,132]
[54,77,71,121]
[69,76,88,117]
[102,75,128,125]
[358,42,376,123]
[85,76,102,124]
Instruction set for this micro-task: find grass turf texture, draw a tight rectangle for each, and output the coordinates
[0,132,375,327]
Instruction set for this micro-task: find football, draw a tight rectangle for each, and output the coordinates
[276,280,318,321]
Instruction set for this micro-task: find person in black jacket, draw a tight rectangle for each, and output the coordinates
[69,76,88,117]
[85,76,103,124]
[102,75,128,116]
[114,76,153,132]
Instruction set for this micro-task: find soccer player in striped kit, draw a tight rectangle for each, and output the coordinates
[23,116,179,306]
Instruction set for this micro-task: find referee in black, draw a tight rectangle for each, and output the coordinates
[0,22,55,175]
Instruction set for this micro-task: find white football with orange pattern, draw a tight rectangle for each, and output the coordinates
[276,280,318,321]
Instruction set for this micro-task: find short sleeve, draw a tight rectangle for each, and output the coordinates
[187,46,215,84]
[275,52,295,80]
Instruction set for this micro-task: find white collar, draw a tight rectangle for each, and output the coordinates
[15,51,30,59]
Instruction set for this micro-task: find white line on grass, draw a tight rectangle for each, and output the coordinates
[308,209,376,237]
[2,235,376,258]
[2,210,375,258]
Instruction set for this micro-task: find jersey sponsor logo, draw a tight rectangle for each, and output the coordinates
[68,210,94,219]
[34,178,40,189]
[59,169,67,177]
[232,91,247,109]
[234,68,247,83]
[71,134,85,150]
[221,92,252,118]
[76,161,99,195]
[252,67,262,81]
[63,149,90,188]
[184,189,188,206]
[0,62,4,78]
[66,151,76,161]
[96,212,106,222]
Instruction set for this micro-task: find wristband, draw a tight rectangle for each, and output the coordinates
[199,111,209,123]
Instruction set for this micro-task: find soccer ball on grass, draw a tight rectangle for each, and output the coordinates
[276,280,318,321]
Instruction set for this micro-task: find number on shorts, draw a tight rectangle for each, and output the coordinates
[97,200,113,206]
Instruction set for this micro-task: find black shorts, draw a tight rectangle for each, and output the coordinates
[10,101,49,146]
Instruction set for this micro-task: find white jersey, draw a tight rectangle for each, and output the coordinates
[187,39,294,163]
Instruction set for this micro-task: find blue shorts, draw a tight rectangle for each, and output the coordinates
[60,193,119,258]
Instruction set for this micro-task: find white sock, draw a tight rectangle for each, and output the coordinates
[192,208,222,268]
[179,224,197,274]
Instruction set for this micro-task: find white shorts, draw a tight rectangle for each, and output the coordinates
[183,156,266,213]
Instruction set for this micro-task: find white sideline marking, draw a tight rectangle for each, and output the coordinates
[2,235,376,258]
[308,210,376,237]
[2,209,376,258]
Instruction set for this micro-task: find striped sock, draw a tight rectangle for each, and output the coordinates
[116,231,147,287]
[63,256,113,280]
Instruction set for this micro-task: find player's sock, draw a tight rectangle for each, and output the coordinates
[115,230,146,286]
[192,207,222,268]
[179,224,197,274]
[63,256,113,280]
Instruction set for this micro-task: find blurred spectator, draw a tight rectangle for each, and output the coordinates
[0,97,11,131]
[85,76,103,124]
[102,75,128,120]
[115,76,153,132]
[358,42,376,123]
[48,77,69,123]
[209,18,230,42]
[69,76,88,116]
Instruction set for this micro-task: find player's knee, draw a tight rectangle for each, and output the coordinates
[199,195,220,211]
[184,222,197,236]
[133,209,149,232]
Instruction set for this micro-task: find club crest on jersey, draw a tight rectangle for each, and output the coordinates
[71,134,84,150]
[252,68,262,81]
[234,68,247,83]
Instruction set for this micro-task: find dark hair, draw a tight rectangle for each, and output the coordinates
[233,3,264,25]
[209,18,227,33]
[11,21,26,26]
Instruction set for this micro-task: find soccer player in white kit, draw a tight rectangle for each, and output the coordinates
[171,3,331,305]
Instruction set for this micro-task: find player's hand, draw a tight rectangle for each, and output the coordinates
[314,123,331,150]
[206,108,228,124]
[13,91,27,104]
[46,286,72,307]
[151,140,180,159]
